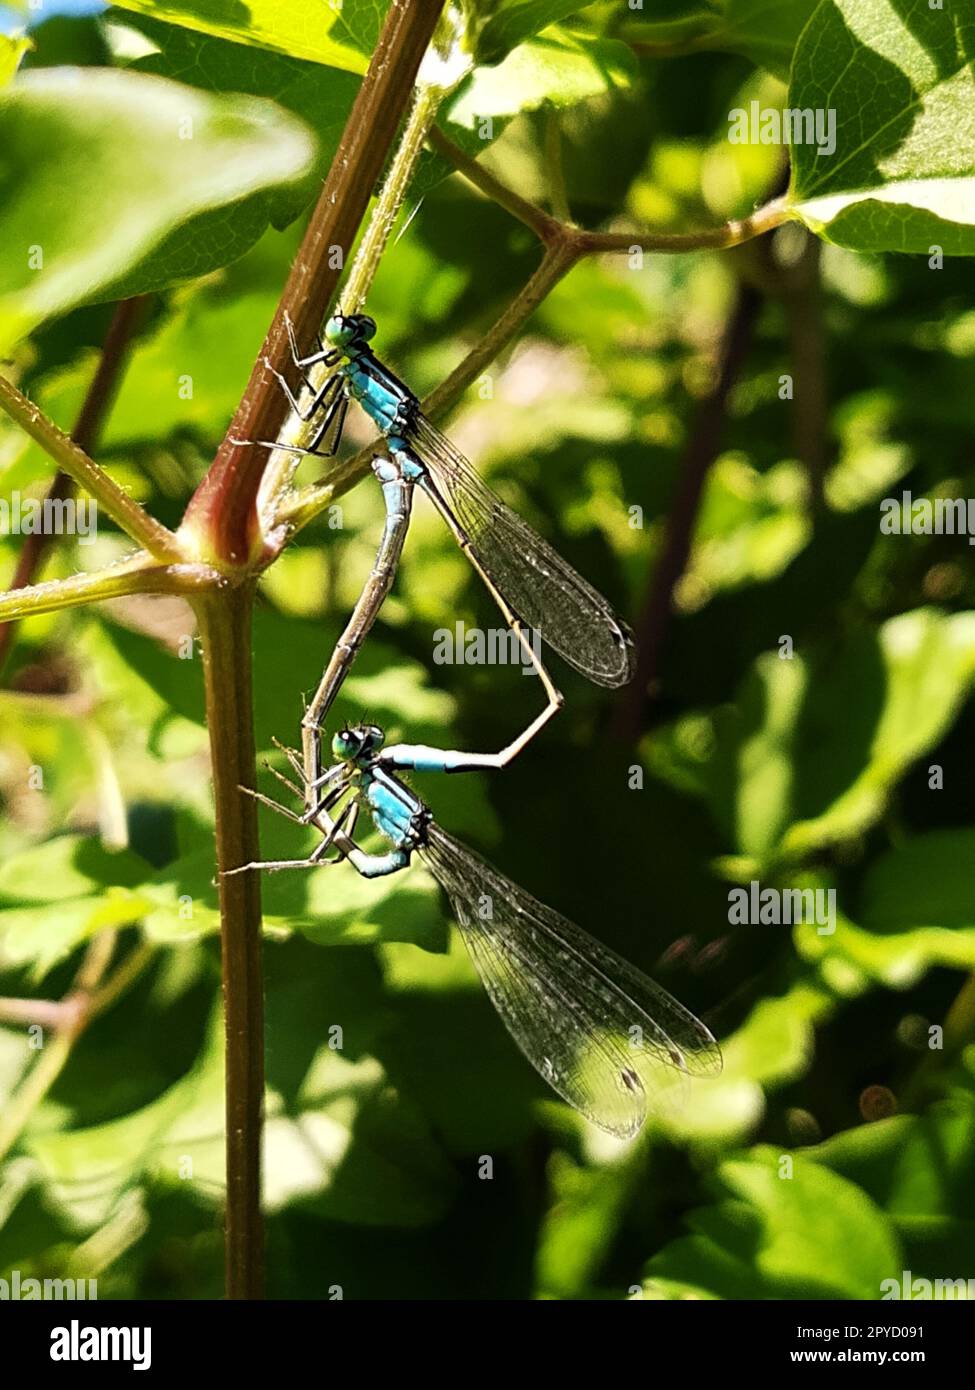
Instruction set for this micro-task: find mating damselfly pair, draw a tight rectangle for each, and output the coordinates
[229,311,722,1138]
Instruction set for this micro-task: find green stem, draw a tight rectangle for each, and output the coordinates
[342,82,446,315]
[433,126,791,253]
[194,584,264,1301]
[0,296,150,676]
[576,196,790,254]
[423,241,579,418]
[0,373,180,560]
[0,554,221,624]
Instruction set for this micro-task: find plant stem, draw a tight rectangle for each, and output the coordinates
[575,198,790,254]
[0,297,150,673]
[186,0,447,567]
[342,81,445,315]
[432,125,791,252]
[194,583,264,1300]
[0,372,179,560]
[0,554,220,624]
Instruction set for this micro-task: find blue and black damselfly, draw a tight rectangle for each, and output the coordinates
[229,723,722,1138]
[238,313,635,802]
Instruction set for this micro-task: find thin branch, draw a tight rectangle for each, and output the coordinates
[342,81,447,315]
[0,553,221,624]
[613,279,763,741]
[0,373,179,561]
[430,126,790,252]
[0,297,150,673]
[184,0,448,566]
[186,2,451,1302]
[0,934,154,1164]
[575,199,790,254]
[0,997,64,1029]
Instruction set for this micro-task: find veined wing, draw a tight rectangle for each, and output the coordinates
[420,824,721,1139]
[411,415,634,688]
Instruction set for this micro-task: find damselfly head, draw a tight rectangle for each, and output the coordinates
[332,723,385,763]
[324,314,376,350]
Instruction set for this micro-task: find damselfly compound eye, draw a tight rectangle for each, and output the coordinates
[324,316,353,348]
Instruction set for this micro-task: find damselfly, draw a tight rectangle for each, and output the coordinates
[230,724,722,1138]
[240,313,635,801]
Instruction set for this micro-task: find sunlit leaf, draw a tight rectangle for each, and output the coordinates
[0,67,316,347]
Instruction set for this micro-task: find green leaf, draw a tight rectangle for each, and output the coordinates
[0,835,150,904]
[475,0,594,66]
[448,29,636,125]
[805,830,975,988]
[692,610,975,865]
[810,1097,975,1282]
[788,0,975,254]
[0,68,316,348]
[108,0,370,74]
[127,13,360,223]
[646,1147,902,1299]
[619,0,817,80]
[26,1000,456,1230]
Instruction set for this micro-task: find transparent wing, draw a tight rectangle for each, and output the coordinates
[411,415,634,688]
[420,824,721,1139]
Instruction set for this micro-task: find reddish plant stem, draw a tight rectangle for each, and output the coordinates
[614,281,762,741]
[184,0,447,568]
[194,583,264,1300]
[0,296,149,674]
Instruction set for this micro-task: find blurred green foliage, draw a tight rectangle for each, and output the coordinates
[1,0,975,1301]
